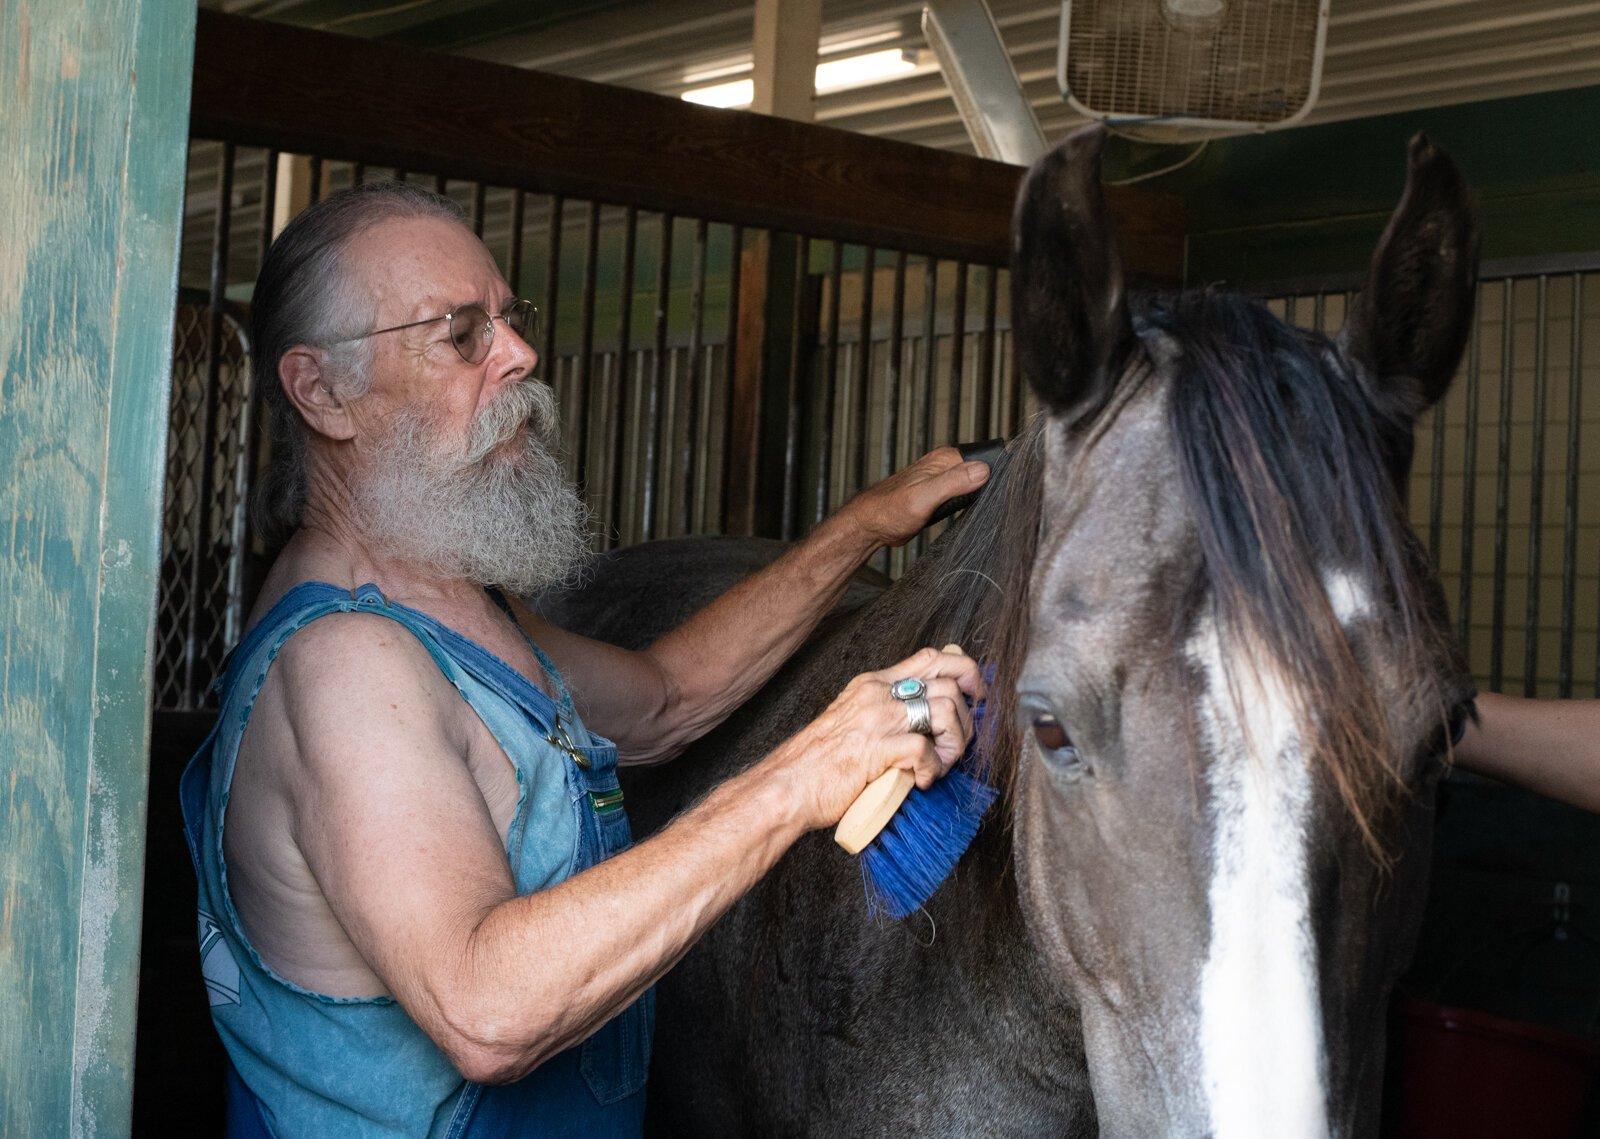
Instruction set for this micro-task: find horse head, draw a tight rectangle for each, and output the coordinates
[1007,126,1479,1138]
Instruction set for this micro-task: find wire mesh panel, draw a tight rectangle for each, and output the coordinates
[1268,269,1600,697]
[155,296,253,710]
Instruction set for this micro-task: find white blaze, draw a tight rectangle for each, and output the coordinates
[1323,569,1373,626]
[1190,612,1329,1139]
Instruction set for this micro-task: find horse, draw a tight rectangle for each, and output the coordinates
[538,125,1480,1138]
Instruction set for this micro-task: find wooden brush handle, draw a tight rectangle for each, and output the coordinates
[834,767,915,855]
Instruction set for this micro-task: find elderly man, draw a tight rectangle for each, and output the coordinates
[181,181,990,1138]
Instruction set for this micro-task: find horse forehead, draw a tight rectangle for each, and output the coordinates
[1033,382,1190,616]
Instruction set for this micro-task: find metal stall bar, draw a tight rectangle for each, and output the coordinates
[816,240,844,525]
[609,206,639,546]
[575,200,601,496]
[539,194,561,402]
[883,250,909,576]
[644,213,674,541]
[948,261,969,444]
[1490,283,1515,691]
[920,257,939,453]
[682,218,710,537]
[915,255,940,560]
[1524,276,1551,694]
[784,235,812,541]
[1458,298,1484,648]
[853,247,876,496]
[977,265,998,439]
[886,250,909,467]
[719,226,745,534]
[1561,274,1584,696]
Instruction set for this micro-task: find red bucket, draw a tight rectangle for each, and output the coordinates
[1393,997,1600,1139]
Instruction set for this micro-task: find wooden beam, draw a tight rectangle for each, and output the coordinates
[190,9,1183,278]
[0,0,195,1135]
[751,0,820,121]
[272,154,315,239]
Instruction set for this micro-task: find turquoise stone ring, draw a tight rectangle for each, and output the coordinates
[890,677,927,701]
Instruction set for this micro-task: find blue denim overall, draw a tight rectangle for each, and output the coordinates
[180,582,653,1138]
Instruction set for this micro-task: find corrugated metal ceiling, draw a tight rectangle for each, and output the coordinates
[203,0,1600,153]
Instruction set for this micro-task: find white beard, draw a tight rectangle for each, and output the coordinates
[354,379,592,596]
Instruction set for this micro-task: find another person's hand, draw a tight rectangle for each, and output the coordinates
[769,646,986,832]
[839,447,991,549]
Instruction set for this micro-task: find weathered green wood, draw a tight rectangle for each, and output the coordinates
[0,2,196,1136]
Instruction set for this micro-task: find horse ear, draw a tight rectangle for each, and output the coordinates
[1010,124,1135,422]
[1340,134,1480,419]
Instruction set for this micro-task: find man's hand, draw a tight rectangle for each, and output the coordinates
[839,447,992,549]
[766,646,987,833]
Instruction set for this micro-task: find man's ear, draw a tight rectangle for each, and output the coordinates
[279,347,356,441]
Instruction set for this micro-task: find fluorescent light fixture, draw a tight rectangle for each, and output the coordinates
[815,47,917,91]
[681,47,917,107]
[683,78,755,108]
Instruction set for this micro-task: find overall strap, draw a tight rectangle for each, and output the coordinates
[486,587,577,719]
[216,581,460,710]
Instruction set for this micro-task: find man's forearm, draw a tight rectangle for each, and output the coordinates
[427,740,814,1082]
[633,510,880,761]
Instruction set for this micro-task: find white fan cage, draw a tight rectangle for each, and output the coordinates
[1058,0,1331,132]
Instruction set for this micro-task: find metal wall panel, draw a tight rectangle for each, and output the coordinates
[1269,264,1600,697]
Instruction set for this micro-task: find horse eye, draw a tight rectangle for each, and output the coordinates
[1032,714,1073,752]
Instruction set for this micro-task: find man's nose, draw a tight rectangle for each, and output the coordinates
[495,315,538,380]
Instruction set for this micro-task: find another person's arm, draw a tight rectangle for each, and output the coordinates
[526,446,990,764]
[1453,691,1600,813]
[272,622,981,1085]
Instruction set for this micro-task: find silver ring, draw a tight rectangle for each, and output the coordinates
[901,694,934,736]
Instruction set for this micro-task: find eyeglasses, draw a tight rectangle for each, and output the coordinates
[349,297,538,365]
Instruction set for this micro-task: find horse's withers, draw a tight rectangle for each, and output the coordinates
[1009,128,1480,1138]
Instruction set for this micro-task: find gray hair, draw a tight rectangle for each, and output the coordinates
[251,180,466,544]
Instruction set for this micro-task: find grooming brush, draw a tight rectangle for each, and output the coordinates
[834,646,998,919]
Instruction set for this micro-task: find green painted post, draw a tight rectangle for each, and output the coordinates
[0,2,196,1136]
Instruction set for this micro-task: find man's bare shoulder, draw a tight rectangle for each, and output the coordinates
[260,610,464,754]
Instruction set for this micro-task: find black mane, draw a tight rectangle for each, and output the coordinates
[1150,290,1458,854]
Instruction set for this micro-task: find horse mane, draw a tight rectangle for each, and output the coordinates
[1148,289,1455,860]
[878,289,1456,860]
[874,417,1045,810]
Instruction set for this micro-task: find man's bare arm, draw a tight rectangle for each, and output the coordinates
[276,617,982,1084]
[1453,691,1600,813]
[529,447,989,764]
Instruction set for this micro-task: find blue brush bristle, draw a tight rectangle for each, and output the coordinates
[858,758,997,920]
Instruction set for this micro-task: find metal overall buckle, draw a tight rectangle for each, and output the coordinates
[546,714,590,769]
